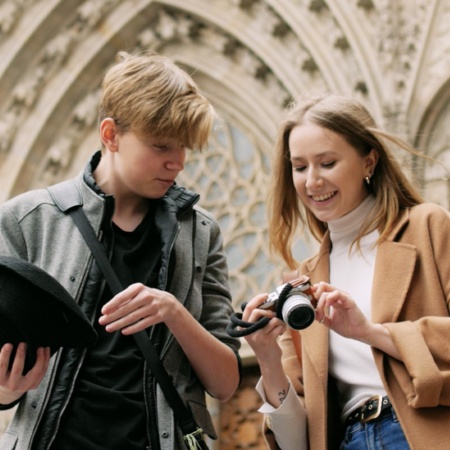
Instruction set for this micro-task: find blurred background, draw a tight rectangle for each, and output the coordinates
[0,0,449,448]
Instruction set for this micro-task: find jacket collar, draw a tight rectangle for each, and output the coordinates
[82,150,200,218]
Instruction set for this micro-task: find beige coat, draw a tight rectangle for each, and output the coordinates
[265,203,450,450]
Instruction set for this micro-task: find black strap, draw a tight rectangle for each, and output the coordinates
[226,283,294,338]
[226,312,270,337]
[47,181,206,447]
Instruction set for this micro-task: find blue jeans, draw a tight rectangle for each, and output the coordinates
[340,409,410,450]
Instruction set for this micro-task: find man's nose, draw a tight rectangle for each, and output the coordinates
[166,146,186,171]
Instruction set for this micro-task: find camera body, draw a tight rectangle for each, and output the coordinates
[258,275,317,330]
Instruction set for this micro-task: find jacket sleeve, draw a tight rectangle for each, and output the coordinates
[0,203,28,259]
[195,209,241,357]
[383,204,450,408]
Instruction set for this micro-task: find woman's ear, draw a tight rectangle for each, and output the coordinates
[366,148,379,174]
[99,118,119,152]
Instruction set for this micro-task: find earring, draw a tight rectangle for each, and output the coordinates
[365,176,371,185]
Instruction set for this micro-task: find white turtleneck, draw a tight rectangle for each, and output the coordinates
[328,195,387,419]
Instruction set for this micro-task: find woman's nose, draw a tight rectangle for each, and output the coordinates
[305,168,322,189]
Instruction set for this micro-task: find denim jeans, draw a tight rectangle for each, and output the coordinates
[340,409,410,450]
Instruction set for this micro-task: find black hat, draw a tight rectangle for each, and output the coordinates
[0,256,97,374]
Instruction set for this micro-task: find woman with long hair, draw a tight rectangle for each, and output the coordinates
[241,94,450,450]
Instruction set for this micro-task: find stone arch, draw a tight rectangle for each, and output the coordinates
[414,79,450,209]
[1,1,450,446]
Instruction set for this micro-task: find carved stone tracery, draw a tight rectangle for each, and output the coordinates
[0,1,450,447]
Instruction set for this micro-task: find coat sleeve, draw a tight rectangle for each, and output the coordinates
[383,204,450,408]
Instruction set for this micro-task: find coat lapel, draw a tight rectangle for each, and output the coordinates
[371,209,417,323]
[371,240,417,323]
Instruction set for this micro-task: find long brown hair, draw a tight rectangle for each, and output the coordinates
[268,94,424,269]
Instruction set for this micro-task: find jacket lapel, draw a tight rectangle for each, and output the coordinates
[371,240,417,323]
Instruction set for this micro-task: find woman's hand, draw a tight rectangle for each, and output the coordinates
[313,282,371,340]
[313,282,401,359]
[242,294,287,366]
[0,343,51,406]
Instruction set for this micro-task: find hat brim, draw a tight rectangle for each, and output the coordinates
[0,256,97,373]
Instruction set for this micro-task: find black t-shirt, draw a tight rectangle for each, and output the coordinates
[50,209,161,450]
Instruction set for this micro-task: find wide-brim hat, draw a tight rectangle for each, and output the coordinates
[0,256,97,373]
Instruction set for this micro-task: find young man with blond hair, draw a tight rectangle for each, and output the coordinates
[0,50,241,450]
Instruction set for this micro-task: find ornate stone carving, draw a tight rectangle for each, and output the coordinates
[1,1,450,446]
[0,0,28,39]
[0,112,18,153]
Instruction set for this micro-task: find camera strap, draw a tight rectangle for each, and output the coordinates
[48,180,208,450]
[226,282,294,338]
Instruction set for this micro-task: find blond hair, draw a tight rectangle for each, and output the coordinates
[268,93,424,269]
[99,50,216,150]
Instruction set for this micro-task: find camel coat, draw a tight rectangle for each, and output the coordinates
[264,203,450,450]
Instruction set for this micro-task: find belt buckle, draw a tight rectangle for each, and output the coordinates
[361,395,383,423]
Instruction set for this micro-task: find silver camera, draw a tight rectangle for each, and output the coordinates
[258,276,317,330]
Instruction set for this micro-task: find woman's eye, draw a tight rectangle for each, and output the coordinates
[293,166,307,172]
[322,161,336,168]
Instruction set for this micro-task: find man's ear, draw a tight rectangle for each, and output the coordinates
[99,118,119,152]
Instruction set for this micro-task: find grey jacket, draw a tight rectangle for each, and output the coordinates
[0,156,240,450]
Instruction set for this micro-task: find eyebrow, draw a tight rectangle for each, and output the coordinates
[290,151,337,161]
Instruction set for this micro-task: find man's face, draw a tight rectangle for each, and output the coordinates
[109,130,186,200]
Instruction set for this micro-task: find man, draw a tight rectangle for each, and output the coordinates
[0,50,241,449]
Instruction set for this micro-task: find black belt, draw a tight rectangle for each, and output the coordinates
[345,395,392,427]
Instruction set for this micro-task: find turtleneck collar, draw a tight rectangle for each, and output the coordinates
[328,195,376,246]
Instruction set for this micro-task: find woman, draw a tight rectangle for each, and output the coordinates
[242,94,450,450]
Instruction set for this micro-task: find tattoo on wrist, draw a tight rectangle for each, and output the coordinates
[278,389,287,404]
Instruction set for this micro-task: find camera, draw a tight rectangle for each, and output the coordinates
[258,275,317,330]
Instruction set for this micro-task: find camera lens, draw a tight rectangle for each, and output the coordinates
[282,294,315,330]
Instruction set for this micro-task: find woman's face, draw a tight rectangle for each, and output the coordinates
[289,122,377,223]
